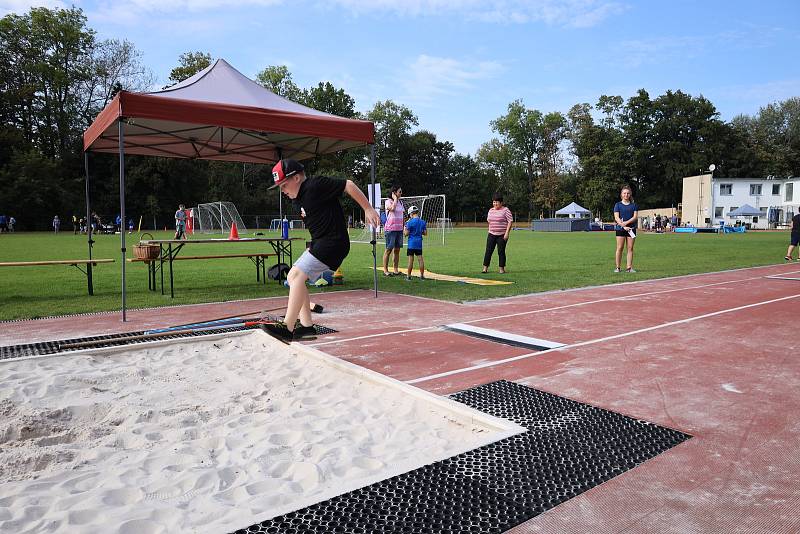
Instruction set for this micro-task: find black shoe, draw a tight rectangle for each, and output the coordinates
[292,325,317,339]
[311,303,324,313]
[262,321,293,341]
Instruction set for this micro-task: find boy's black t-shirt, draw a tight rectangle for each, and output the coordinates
[793,213,800,233]
[294,175,350,269]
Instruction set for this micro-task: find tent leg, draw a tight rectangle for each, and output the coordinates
[84,152,94,296]
[118,120,127,322]
[370,144,378,298]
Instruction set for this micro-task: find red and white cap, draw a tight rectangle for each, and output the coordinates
[270,159,304,189]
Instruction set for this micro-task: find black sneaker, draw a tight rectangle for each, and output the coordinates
[262,321,293,341]
[292,325,317,340]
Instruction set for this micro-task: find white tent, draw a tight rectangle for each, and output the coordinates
[555,202,591,218]
[727,204,762,217]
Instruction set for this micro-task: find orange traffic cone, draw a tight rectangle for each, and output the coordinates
[228,222,240,240]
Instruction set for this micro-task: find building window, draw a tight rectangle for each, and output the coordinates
[719,183,732,195]
[714,207,724,218]
[773,183,781,195]
[750,184,762,195]
[730,207,739,215]
[787,183,794,202]
[760,207,768,215]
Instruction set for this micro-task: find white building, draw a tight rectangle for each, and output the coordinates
[681,174,799,229]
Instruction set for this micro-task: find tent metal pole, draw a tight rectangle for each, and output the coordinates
[84,151,94,296]
[370,144,378,298]
[276,148,283,221]
[118,120,127,322]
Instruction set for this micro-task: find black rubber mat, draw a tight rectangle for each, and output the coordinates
[0,323,338,361]
[234,380,690,534]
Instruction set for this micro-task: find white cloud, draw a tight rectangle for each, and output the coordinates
[713,79,800,111]
[88,0,283,26]
[326,0,626,28]
[399,54,504,105]
[0,0,65,16]
[615,36,705,68]
[121,0,281,13]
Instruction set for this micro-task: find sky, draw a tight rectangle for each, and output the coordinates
[2,0,799,155]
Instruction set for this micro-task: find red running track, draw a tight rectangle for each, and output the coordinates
[3,264,800,532]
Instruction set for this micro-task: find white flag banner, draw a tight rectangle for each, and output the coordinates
[368,183,382,210]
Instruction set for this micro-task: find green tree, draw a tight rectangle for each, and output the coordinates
[255,65,302,101]
[476,138,528,215]
[0,7,94,158]
[731,98,800,177]
[367,100,418,187]
[303,81,357,117]
[81,38,154,122]
[443,153,494,222]
[490,100,545,218]
[535,111,568,216]
[567,102,627,218]
[168,51,211,85]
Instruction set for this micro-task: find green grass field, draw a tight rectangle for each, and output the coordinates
[0,227,791,320]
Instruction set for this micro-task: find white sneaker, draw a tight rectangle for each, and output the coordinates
[614,268,621,273]
[626,268,636,273]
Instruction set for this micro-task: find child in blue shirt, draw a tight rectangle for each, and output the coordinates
[403,205,427,280]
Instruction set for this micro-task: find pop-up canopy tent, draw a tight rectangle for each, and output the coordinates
[555,202,591,218]
[727,204,762,217]
[83,59,377,321]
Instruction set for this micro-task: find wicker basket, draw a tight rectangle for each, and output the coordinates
[134,232,160,260]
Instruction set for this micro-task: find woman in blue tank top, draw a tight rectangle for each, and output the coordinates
[613,185,638,273]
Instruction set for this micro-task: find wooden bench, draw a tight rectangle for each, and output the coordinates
[0,259,115,295]
[128,253,277,294]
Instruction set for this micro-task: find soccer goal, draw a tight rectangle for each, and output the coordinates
[351,194,448,246]
[195,201,247,234]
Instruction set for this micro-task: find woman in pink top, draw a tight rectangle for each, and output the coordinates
[482,192,513,274]
[382,184,405,276]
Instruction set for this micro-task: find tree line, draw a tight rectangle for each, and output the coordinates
[1,6,798,230]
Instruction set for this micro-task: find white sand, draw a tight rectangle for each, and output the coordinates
[0,330,522,533]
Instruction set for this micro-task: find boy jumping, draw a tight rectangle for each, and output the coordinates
[404,205,427,280]
[267,159,379,341]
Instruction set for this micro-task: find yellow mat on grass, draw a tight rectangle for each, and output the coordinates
[367,267,512,286]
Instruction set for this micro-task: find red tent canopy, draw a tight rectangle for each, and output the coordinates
[83,58,374,163]
[81,59,378,321]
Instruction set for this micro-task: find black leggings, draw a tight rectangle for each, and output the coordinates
[483,233,508,268]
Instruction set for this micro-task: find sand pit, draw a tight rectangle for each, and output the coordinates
[0,330,523,533]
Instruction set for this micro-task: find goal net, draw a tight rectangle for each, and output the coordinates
[195,201,247,234]
[351,194,448,246]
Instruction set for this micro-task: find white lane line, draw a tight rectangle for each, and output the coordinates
[445,323,565,350]
[407,292,800,385]
[454,273,774,326]
[308,326,438,347]
[311,269,799,348]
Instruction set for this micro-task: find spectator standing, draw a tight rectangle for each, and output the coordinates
[382,185,405,276]
[404,205,427,280]
[174,204,187,240]
[482,192,513,274]
[128,218,134,234]
[115,214,122,233]
[53,215,61,233]
[785,212,800,261]
[73,214,78,234]
[613,185,639,273]
[8,216,15,232]
[0,214,6,233]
